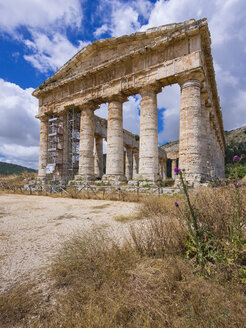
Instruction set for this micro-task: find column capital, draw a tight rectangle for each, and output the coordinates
[80,101,99,111]
[140,84,162,96]
[177,69,204,88]
[36,114,48,122]
[106,93,128,104]
[179,78,201,90]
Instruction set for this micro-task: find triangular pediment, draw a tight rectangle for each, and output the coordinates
[33,18,208,95]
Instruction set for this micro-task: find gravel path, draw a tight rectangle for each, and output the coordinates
[0,194,138,292]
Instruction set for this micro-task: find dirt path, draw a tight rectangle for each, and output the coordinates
[0,194,138,292]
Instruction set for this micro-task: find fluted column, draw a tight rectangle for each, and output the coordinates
[179,78,206,183]
[78,107,95,180]
[38,116,48,180]
[94,136,103,179]
[132,150,139,179]
[125,147,132,180]
[138,86,161,182]
[104,95,127,181]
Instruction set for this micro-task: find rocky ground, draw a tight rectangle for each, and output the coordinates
[0,193,138,292]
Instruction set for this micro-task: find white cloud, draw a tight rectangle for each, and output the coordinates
[94,24,109,38]
[0,0,84,73]
[0,79,39,168]
[94,0,153,38]
[0,0,82,33]
[24,32,89,73]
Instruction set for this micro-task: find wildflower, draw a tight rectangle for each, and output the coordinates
[229,167,232,171]
[233,155,240,161]
[241,154,245,159]
[235,182,242,188]
[174,168,180,173]
[175,202,179,207]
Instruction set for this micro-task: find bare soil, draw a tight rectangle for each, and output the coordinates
[0,193,138,292]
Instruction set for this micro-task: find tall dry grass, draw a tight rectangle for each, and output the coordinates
[0,185,245,327]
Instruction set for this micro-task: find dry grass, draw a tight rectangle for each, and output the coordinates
[0,282,43,327]
[114,213,142,222]
[0,185,246,327]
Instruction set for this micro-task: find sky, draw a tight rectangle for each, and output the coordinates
[0,0,246,169]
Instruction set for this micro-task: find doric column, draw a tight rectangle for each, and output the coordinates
[62,111,69,180]
[38,116,48,180]
[132,150,139,179]
[125,147,132,180]
[78,107,95,180]
[171,159,177,179]
[94,136,103,179]
[162,160,167,180]
[159,159,162,179]
[209,116,216,178]
[179,78,206,183]
[104,95,127,181]
[139,86,161,182]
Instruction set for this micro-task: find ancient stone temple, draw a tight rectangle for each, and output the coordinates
[33,18,225,185]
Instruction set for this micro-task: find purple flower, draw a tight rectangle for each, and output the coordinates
[235,182,242,188]
[175,202,179,207]
[233,155,240,161]
[174,168,180,173]
[241,154,245,159]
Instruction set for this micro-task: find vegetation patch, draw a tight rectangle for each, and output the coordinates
[114,213,142,222]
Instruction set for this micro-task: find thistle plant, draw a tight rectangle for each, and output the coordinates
[174,168,211,268]
[227,154,246,262]
[174,154,246,269]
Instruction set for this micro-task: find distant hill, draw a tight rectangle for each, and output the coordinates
[224,125,246,164]
[0,162,37,176]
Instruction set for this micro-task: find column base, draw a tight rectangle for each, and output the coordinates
[174,173,209,188]
[75,174,95,182]
[136,173,160,183]
[102,174,127,185]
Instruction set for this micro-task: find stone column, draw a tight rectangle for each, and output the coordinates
[78,107,95,180]
[132,150,139,179]
[125,147,132,181]
[179,78,207,184]
[62,111,69,180]
[162,160,167,180]
[209,116,216,178]
[159,159,162,179]
[94,136,103,179]
[139,86,161,182]
[171,159,177,179]
[38,116,48,180]
[104,95,127,182]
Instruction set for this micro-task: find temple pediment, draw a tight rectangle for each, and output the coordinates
[33,18,208,96]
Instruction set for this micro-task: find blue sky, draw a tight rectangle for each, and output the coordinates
[0,0,246,169]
